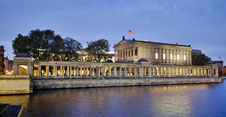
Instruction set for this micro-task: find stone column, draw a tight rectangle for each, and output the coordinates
[215,67,219,77]
[165,67,168,77]
[152,67,155,77]
[161,67,164,76]
[122,50,124,61]
[159,48,162,63]
[46,65,49,78]
[196,67,199,76]
[83,66,86,77]
[169,67,172,77]
[200,68,203,77]
[87,66,93,78]
[158,67,161,77]
[92,66,95,77]
[209,68,212,77]
[114,49,116,61]
[119,67,122,78]
[73,66,76,77]
[38,65,41,78]
[173,50,176,64]
[148,67,152,77]
[125,67,128,77]
[143,67,146,76]
[175,67,177,76]
[55,65,57,78]
[134,67,137,76]
[66,66,69,77]
[133,47,135,62]
[76,66,79,78]
[204,68,207,76]
[188,67,191,77]
[114,66,117,77]
[180,67,183,76]
[180,67,182,76]
[98,66,101,77]
[109,66,111,77]
[69,66,72,78]
[139,66,144,77]
[180,50,183,65]
[129,67,132,76]
[86,66,89,77]
[62,66,65,78]
[185,67,188,77]
[186,50,188,65]
[189,51,192,65]
[90,66,93,77]
[103,66,105,77]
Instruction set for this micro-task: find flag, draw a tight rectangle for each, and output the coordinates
[129,30,134,36]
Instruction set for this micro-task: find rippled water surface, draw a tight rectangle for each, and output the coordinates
[1,81,226,116]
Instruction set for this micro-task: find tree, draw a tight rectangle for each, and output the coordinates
[50,35,64,61]
[12,29,82,61]
[61,37,82,61]
[12,34,31,55]
[192,54,211,65]
[86,39,110,62]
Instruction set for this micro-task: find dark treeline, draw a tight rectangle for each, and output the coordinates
[12,29,110,62]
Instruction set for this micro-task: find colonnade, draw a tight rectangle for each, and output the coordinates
[33,61,218,78]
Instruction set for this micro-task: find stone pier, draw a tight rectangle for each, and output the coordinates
[33,77,224,89]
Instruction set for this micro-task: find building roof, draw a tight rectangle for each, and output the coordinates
[115,38,191,47]
[208,61,223,64]
[138,58,148,62]
[15,53,31,57]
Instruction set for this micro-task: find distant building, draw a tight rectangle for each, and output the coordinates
[220,67,226,77]
[0,46,4,75]
[207,61,223,68]
[114,37,192,65]
[192,49,211,60]
[207,60,224,77]
[77,49,115,62]
[192,49,202,56]
[4,57,13,75]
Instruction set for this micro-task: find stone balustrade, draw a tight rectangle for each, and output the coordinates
[31,61,219,78]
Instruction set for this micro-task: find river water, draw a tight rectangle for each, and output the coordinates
[0,81,226,116]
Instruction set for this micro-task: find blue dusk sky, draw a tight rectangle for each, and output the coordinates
[0,0,226,65]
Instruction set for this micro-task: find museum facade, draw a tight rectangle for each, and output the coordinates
[114,37,192,65]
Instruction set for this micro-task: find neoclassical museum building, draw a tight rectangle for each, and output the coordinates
[114,37,192,65]
[11,36,218,79]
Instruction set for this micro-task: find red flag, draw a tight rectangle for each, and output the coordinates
[129,30,134,36]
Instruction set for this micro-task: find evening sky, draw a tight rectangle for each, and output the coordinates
[0,0,226,65]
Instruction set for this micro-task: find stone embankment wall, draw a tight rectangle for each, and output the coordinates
[33,77,224,89]
[0,75,32,95]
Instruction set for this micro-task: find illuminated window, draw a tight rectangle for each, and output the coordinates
[163,53,166,60]
[155,53,158,59]
[184,55,186,60]
[170,54,173,60]
[18,65,28,75]
[177,54,180,60]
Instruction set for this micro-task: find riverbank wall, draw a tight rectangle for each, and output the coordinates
[33,77,224,89]
[0,75,32,95]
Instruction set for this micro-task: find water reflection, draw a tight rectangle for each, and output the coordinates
[0,82,226,116]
